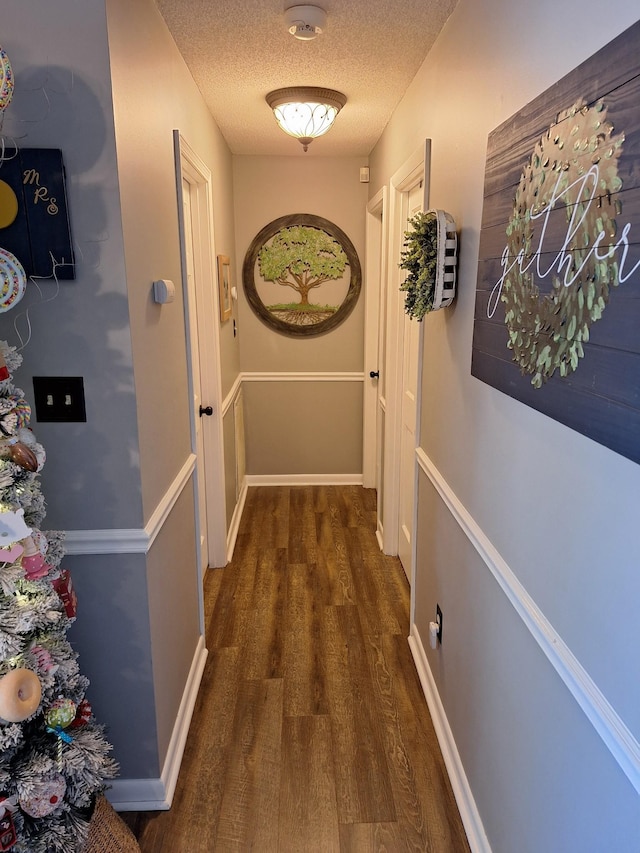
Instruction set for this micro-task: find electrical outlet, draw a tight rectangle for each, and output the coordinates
[33,376,86,423]
[436,604,443,644]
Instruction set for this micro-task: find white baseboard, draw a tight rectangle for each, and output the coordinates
[408,625,492,853]
[109,635,208,811]
[227,478,248,563]
[245,473,363,486]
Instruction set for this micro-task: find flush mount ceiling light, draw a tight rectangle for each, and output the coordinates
[284,5,327,41]
[265,87,347,152]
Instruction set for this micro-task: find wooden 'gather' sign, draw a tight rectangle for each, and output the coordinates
[472,21,640,465]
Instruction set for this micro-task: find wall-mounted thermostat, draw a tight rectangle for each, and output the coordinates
[153,279,175,304]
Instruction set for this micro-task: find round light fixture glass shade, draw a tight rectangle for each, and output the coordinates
[266,87,346,151]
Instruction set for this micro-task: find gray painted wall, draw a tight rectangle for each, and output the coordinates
[1,0,142,532]
[370,0,640,848]
[1,0,241,789]
[233,156,368,477]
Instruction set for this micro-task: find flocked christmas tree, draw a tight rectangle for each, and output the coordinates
[0,341,117,852]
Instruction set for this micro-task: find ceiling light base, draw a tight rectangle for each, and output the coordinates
[284,5,327,41]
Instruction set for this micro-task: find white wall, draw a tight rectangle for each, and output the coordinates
[370,2,640,850]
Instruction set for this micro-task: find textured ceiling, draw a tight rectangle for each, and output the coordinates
[155,0,458,156]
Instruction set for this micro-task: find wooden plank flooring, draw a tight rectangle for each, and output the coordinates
[123,486,470,852]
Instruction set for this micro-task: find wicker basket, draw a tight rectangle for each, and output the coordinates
[82,795,141,853]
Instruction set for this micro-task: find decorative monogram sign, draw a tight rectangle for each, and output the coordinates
[472,21,640,464]
[0,148,74,280]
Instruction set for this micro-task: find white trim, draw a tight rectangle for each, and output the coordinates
[409,625,492,853]
[145,453,197,549]
[63,528,148,556]
[64,454,196,555]
[222,373,243,416]
[241,371,363,382]
[109,635,208,811]
[245,473,363,486]
[227,477,248,563]
[416,446,640,796]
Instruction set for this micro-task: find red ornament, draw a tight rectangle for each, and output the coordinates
[0,797,16,852]
[70,698,92,728]
[0,355,8,383]
[52,569,77,619]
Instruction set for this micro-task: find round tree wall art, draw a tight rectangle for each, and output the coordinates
[242,213,361,336]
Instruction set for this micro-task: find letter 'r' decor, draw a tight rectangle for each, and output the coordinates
[472,20,640,466]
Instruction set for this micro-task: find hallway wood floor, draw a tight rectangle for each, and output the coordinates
[123,486,470,852]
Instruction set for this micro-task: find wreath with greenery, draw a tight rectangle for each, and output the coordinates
[501,98,624,388]
[399,210,439,320]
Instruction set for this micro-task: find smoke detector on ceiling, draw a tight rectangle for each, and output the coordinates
[284,5,327,41]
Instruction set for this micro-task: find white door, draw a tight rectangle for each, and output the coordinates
[363,188,387,549]
[175,133,228,592]
[380,141,430,586]
[181,177,209,575]
[397,182,423,577]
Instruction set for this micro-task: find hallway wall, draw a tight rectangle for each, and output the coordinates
[1,0,240,807]
[233,156,368,479]
[370,2,640,850]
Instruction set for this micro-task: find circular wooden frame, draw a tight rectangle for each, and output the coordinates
[242,213,362,337]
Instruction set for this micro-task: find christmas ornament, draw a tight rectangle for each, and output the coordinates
[19,774,66,818]
[0,46,13,113]
[69,698,92,728]
[30,645,58,675]
[45,697,76,730]
[0,355,8,383]
[0,250,26,314]
[20,535,51,580]
[0,509,31,547]
[0,439,38,472]
[0,404,17,439]
[52,569,77,619]
[0,796,16,852]
[0,669,41,723]
[5,397,30,430]
[0,543,23,564]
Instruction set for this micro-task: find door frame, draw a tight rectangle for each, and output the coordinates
[174,132,227,581]
[381,141,431,560]
[363,185,387,489]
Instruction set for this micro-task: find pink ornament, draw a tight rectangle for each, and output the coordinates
[19,774,66,818]
[30,646,57,674]
[0,544,23,564]
[20,537,50,580]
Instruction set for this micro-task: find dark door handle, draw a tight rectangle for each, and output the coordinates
[199,405,213,417]
[369,370,380,379]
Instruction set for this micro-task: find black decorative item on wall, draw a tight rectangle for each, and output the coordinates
[0,148,75,280]
[242,213,361,337]
[472,20,640,465]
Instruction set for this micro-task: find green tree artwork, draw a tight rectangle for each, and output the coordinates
[257,225,348,325]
